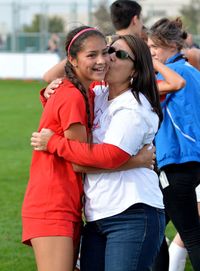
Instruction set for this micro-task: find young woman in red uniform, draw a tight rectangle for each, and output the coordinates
[21,26,112,271]
[22,26,155,271]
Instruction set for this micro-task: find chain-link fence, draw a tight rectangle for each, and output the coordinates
[0,1,98,55]
[0,1,200,55]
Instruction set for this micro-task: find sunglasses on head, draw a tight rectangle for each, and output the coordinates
[108,46,135,62]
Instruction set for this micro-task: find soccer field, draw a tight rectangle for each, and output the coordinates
[0,80,44,271]
[0,80,193,271]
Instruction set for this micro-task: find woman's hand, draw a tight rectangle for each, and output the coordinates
[31,128,54,151]
[136,144,156,169]
[116,144,156,171]
[44,78,63,99]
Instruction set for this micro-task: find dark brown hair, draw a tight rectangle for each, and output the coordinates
[148,17,187,51]
[65,26,106,129]
[113,35,163,124]
[110,0,142,31]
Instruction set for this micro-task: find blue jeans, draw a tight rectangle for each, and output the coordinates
[80,203,165,271]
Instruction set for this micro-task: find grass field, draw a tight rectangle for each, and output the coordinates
[0,80,193,270]
[0,80,44,271]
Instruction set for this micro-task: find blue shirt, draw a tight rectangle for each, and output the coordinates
[155,53,200,168]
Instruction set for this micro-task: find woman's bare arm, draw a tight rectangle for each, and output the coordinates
[64,123,87,143]
[153,59,185,95]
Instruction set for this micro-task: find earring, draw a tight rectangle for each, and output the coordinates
[130,77,133,85]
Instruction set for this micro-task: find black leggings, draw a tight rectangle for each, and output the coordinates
[153,162,200,271]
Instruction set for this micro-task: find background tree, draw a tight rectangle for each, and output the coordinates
[93,0,114,35]
[48,16,65,33]
[180,0,200,34]
[22,14,65,33]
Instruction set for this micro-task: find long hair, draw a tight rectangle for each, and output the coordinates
[65,26,106,129]
[148,17,188,51]
[117,35,163,124]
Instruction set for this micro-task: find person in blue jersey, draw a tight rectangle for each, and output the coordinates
[148,17,200,271]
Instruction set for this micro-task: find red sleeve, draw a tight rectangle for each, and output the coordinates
[47,134,130,169]
[40,88,47,108]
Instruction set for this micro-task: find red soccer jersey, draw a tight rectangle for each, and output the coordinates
[22,79,94,222]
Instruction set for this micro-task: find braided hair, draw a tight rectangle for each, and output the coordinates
[65,26,106,129]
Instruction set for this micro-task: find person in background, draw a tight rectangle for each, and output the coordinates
[31,34,165,271]
[42,0,143,83]
[167,32,200,271]
[185,33,199,49]
[148,17,200,271]
[168,186,200,271]
[152,58,185,101]
[182,33,200,71]
[47,33,60,53]
[106,0,143,44]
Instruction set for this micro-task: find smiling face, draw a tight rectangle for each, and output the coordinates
[70,35,110,89]
[105,38,135,89]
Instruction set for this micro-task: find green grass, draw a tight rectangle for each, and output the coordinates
[0,80,45,271]
[0,80,193,270]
